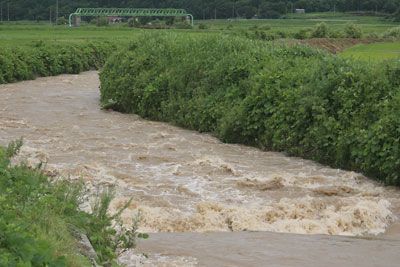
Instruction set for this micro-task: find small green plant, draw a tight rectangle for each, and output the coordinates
[165,17,175,26]
[383,26,400,38]
[344,23,363,38]
[328,30,344,38]
[276,30,287,38]
[56,17,67,25]
[85,189,148,264]
[311,22,328,38]
[198,23,208,30]
[365,32,380,39]
[174,21,192,29]
[294,28,311,39]
[259,25,272,31]
[96,17,109,27]
[127,18,135,27]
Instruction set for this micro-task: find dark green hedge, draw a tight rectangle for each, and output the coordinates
[0,41,116,84]
[100,33,400,185]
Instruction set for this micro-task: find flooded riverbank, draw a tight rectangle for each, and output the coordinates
[1,71,400,238]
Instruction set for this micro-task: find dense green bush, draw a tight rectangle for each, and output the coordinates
[0,42,116,84]
[0,140,144,266]
[327,30,344,38]
[383,26,400,38]
[244,29,278,41]
[100,33,400,185]
[294,28,311,39]
[174,21,193,29]
[96,17,109,27]
[344,23,363,38]
[56,17,68,25]
[198,23,209,30]
[311,22,329,38]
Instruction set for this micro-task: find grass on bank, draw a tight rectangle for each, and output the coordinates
[0,140,146,266]
[0,41,116,84]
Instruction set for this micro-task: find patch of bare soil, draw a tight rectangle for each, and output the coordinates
[295,38,379,53]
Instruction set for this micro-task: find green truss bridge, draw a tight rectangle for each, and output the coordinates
[69,8,194,27]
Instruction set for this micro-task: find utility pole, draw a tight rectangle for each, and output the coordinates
[7,1,9,21]
[49,7,52,24]
[232,1,234,18]
[1,2,3,22]
[202,0,205,20]
[56,0,58,24]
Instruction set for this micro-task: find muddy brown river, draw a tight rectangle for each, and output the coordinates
[1,72,400,266]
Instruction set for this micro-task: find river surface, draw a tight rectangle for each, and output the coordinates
[1,72,400,266]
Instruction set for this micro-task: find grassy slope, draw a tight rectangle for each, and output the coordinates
[0,142,91,266]
[0,141,140,266]
[341,41,400,61]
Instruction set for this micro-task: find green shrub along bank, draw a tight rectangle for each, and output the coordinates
[100,33,400,185]
[0,140,143,266]
[0,41,116,84]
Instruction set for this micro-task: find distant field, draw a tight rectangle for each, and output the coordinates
[200,12,399,33]
[0,12,398,47]
[0,25,142,47]
[0,24,221,47]
[341,42,400,61]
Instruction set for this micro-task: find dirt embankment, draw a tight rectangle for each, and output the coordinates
[296,38,379,53]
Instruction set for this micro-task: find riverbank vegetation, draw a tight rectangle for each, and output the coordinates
[0,140,142,266]
[100,33,400,185]
[0,42,115,84]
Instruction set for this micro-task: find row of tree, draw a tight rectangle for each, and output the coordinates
[1,0,399,21]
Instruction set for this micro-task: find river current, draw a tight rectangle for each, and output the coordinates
[1,72,400,266]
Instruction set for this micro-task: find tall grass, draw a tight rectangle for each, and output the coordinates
[0,140,143,266]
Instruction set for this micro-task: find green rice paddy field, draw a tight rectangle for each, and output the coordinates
[202,12,399,33]
[0,12,399,60]
[341,42,400,61]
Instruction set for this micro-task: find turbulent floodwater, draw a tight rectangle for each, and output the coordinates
[1,71,400,238]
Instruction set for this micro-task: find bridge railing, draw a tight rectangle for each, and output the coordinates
[69,8,194,27]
